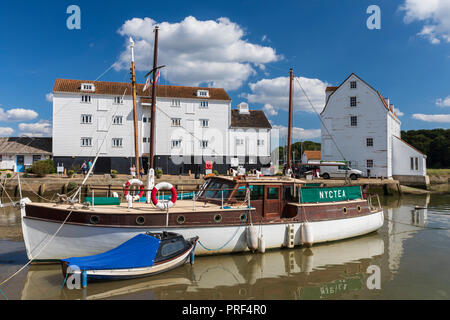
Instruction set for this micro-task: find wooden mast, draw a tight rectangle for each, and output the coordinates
[149,26,159,170]
[287,68,294,170]
[130,37,140,176]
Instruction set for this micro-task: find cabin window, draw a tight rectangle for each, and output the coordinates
[267,187,280,200]
[283,186,296,201]
[350,97,357,107]
[199,180,234,199]
[350,81,357,89]
[350,116,357,127]
[366,138,373,147]
[161,240,185,257]
[249,185,264,200]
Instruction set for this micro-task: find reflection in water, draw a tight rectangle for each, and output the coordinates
[1,192,448,300]
[21,233,384,300]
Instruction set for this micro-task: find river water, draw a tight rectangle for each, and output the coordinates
[0,193,449,300]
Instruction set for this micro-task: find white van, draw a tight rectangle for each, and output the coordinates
[319,162,363,180]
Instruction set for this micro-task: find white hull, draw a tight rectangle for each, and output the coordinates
[21,210,384,261]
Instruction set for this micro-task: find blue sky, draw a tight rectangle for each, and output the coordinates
[0,0,449,140]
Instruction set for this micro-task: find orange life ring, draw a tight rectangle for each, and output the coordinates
[123,179,145,201]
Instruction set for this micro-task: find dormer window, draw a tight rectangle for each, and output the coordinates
[81,83,95,92]
[197,90,209,98]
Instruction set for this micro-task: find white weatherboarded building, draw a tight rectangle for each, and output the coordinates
[52,79,271,174]
[320,74,427,186]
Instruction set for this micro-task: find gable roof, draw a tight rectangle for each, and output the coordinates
[393,135,425,156]
[321,73,399,120]
[302,150,321,160]
[53,79,231,101]
[230,110,272,129]
[0,137,52,155]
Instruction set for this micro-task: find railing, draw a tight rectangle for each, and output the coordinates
[367,194,382,212]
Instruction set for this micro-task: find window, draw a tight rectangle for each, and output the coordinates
[143,137,147,143]
[81,114,92,124]
[415,157,419,171]
[161,240,185,257]
[350,116,357,127]
[113,116,123,125]
[200,101,209,108]
[350,97,357,107]
[366,138,373,147]
[410,157,414,170]
[32,155,41,163]
[0,155,2,162]
[350,81,357,89]
[257,140,265,146]
[112,138,123,148]
[81,95,91,103]
[236,138,244,146]
[172,140,182,148]
[267,187,280,200]
[114,96,123,104]
[249,185,264,200]
[367,160,374,168]
[197,90,210,97]
[81,137,92,147]
[200,119,209,128]
[171,118,181,127]
[172,99,181,107]
[200,140,208,149]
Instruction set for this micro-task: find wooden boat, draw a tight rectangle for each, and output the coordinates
[61,232,198,286]
[20,175,384,262]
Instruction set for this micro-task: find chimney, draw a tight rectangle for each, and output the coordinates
[384,97,390,107]
[238,102,250,114]
[389,104,394,112]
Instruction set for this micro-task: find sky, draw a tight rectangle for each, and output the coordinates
[0,0,449,141]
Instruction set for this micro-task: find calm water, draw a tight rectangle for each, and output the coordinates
[0,192,449,300]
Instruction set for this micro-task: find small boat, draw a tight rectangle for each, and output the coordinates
[61,232,198,287]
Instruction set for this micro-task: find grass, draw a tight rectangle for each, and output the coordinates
[427,169,450,176]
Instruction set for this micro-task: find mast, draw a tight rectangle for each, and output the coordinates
[287,68,294,170]
[130,37,140,176]
[149,26,159,170]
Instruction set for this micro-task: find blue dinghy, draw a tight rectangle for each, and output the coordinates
[61,232,198,287]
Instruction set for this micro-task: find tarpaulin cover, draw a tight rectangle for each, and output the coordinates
[62,234,161,270]
[300,186,362,203]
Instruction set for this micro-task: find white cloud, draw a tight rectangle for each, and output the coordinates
[436,96,450,107]
[115,16,280,90]
[0,107,38,121]
[0,127,14,136]
[272,125,321,140]
[245,76,329,113]
[400,0,450,44]
[263,103,278,116]
[18,120,52,136]
[20,132,44,137]
[412,113,450,122]
[46,93,53,102]
[393,107,404,116]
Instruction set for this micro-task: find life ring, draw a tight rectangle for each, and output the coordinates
[123,179,145,201]
[151,182,177,210]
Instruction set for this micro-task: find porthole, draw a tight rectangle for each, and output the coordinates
[136,216,145,225]
[357,206,362,213]
[177,215,186,225]
[90,215,100,224]
[214,214,222,223]
[343,207,348,215]
[239,288,248,296]
[240,213,247,222]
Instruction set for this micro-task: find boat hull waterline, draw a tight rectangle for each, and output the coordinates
[22,210,384,261]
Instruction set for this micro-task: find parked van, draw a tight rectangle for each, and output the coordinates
[319,162,363,180]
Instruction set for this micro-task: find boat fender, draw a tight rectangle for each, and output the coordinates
[301,222,314,248]
[123,179,145,201]
[246,225,258,252]
[258,235,266,253]
[151,182,177,210]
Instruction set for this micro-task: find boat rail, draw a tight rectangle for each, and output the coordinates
[367,194,382,212]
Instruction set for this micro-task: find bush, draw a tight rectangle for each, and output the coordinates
[213,170,219,176]
[67,170,75,177]
[6,173,11,178]
[111,169,118,178]
[67,181,78,192]
[25,167,33,174]
[156,169,163,178]
[31,160,56,177]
